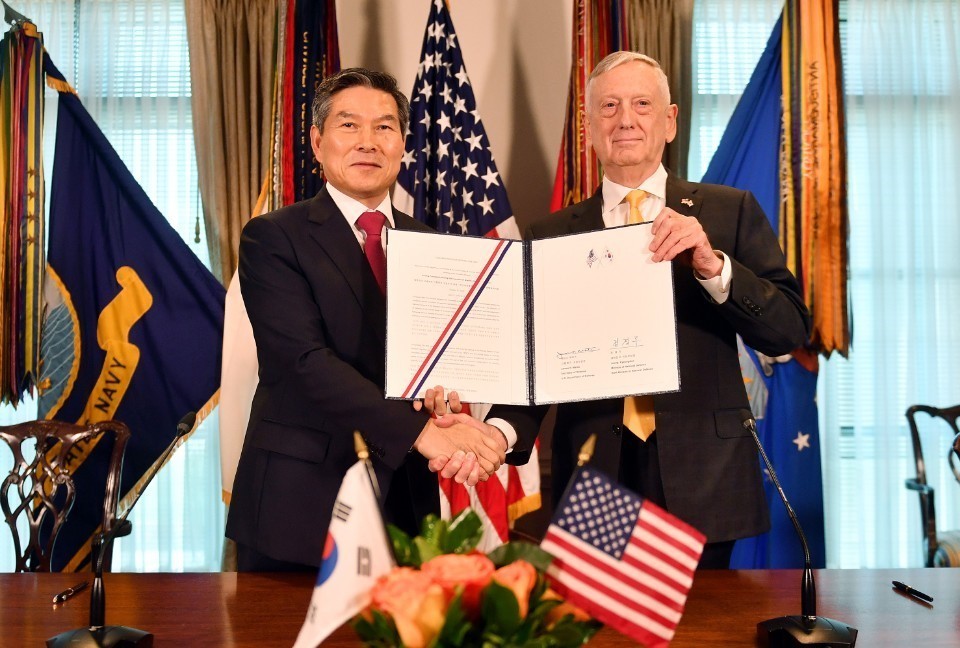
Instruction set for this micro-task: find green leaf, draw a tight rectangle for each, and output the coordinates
[434,591,474,647]
[388,524,420,567]
[442,509,484,554]
[545,617,602,647]
[351,609,401,647]
[420,513,447,546]
[487,541,554,572]
[414,536,443,564]
[481,580,523,637]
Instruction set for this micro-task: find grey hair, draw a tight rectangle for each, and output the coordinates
[311,67,410,134]
[585,51,672,109]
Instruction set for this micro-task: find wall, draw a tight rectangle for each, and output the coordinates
[338,0,573,231]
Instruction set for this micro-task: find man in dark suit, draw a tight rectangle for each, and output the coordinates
[226,68,524,571]
[492,52,810,569]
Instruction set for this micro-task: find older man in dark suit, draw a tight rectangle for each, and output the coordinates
[226,68,527,572]
[492,52,811,569]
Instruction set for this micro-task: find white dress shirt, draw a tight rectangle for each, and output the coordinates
[601,164,732,303]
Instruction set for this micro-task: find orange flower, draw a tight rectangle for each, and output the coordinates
[421,552,495,616]
[370,567,447,648]
[491,560,537,618]
[542,588,592,627]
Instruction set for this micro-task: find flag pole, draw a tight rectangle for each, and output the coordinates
[352,430,398,565]
[550,433,598,513]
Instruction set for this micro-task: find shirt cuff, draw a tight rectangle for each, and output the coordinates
[697,251,732,304]
[485,417,517,452]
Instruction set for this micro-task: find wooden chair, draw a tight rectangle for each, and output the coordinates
[0,420,130,572]
[905,404,960,567]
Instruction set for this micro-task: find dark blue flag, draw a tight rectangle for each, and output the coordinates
[37,60,225,571]
[700,16,826,569]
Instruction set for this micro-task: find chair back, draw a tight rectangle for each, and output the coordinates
[905,404,960,567]
[0,420,130,572]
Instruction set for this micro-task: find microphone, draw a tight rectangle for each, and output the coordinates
[740,410,858,647]
[47,411,196,648]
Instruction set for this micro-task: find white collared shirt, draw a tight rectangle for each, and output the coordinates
[600,164,732,303]
[326,183,395,252]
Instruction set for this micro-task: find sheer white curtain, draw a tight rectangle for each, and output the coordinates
[0,0,224,572]
[688,0,783,181]
[820,0,960,568]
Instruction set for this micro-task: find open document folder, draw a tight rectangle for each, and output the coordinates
[384,226,679,405]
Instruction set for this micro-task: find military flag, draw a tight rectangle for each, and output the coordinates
[701,2,847,567]
[0,21,45,404]
[38,58,225,571]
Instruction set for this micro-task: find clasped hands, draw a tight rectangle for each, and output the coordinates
[412,386,507,487]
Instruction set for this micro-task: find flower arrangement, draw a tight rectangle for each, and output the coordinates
[352,510,600,647]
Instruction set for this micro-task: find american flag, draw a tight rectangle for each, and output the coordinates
[393,0,519,239]
[540,468,706,647]
[393,0,535,550]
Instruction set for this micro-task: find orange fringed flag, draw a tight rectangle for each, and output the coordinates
[783,0,849,356]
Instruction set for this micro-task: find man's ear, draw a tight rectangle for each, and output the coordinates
[309,125,323,164]
[665,104,679,144]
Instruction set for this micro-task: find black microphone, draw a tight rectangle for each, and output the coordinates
[47,411,196,648]
[99,411,197,545]
[740,410,858,647]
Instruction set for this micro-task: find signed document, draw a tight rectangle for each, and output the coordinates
[385,227,679,405]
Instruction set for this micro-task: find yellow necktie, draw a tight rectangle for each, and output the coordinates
[622,189,656,440]
[625,189,647,224]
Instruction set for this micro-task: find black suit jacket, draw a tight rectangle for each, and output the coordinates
[492,176,811,543]
[225,187,488,565]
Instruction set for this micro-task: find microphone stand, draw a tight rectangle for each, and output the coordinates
[742,412,857,647]
[47,412,196,648]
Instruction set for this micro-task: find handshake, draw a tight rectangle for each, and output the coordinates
[412,386,508,487]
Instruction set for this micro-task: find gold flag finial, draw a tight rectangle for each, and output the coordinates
[353,430,370,461]
[577,433,597,467]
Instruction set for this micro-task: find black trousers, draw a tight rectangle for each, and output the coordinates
[620,430,735,570]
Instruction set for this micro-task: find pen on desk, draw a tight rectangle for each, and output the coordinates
[892,580,934,603]
[52,580,89,605]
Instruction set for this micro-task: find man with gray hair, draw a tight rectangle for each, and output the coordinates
[491,52,810,568]
[227,68,532,571]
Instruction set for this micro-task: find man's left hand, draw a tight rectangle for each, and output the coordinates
[650,207,723,279]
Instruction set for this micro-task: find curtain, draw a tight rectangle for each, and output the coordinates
[0,0,223,573]
[688,0,783,182]
[623,0,694,178]
[185,0,278,283]
[819,0,960,568]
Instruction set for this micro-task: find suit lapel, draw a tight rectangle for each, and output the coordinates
[566,191,605,233]
[307,186,387,340]
[665,175,703,218]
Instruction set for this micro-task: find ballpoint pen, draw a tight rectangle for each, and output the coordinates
[52,580,89,605]
[892,580,934,603]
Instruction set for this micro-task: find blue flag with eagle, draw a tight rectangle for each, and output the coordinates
[702,15,826,569]
[37,59,225,571]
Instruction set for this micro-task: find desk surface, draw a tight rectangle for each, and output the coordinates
[2,568,957,646]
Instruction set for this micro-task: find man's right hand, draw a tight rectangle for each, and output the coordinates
[413,415,506,485]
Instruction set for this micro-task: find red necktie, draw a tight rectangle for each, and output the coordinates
[356,210,387,294]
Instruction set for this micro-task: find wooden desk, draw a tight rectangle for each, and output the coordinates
[1,569,956,646]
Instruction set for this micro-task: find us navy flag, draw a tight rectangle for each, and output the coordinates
[38,60,225,571]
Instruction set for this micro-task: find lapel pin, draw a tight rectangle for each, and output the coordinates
[681,198,694,207]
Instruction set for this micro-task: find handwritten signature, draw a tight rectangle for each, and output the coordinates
[557,347,599,359]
